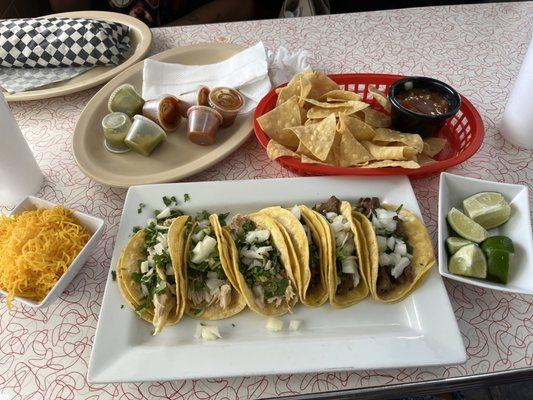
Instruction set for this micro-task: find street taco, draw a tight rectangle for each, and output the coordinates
[117,213,188,335]
[313,196,369,307]
[179,211,246,320]
[222,213,298,316]
[259,205,328,307]
[353,197,435,303]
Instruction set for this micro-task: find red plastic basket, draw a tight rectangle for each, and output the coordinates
[253,73,484,179]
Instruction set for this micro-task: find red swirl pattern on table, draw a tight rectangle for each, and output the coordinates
[1,3,532,399]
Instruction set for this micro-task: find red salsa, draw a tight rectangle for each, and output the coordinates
[396,88,450,116]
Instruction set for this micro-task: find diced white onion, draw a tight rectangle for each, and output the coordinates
[155,224,169,230]
[153,243,165,255]
[288,320,301,331]
[156,207,171,219]
[166,264,174,276]
[157,233,168,248]
[146,218,157,226]
[256,246,273,255]
[140,261,150,274]
[325,212,337,222]
[391,257,411,279]
[341,256,358,274]
[379,253,390,267]
[266,317,283,332]
[290,205,301,220]
[141,284,149,297]
[387,236,396,250]
[191,235,217,264]
[198,219,210,229]
[206,278,225,292]
[195,324,222,341]
[376,235,387,252]
[240,248,263,260]
[389,252,401,265]
[264,260,273,270]
[207,271,218,279]
[192,230,206,243]
[394,242,407,256]
[245,230,270,244]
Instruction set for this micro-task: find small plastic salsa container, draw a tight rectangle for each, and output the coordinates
[389,76,461,137]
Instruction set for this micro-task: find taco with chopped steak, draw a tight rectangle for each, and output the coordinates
[259,205,329,307]
[353,197,435,303]
[178,210,246,320]
[117,212,188,335]
[220,213,298,316]
[313,196,369,307]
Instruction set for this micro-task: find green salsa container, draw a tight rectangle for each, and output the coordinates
[108,84,145,117]
[125,115,167,156]
[102,112,131,153]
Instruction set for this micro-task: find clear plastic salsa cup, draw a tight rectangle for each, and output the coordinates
[389,76,461,137]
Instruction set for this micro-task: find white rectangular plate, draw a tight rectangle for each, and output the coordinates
[89,176,466,383]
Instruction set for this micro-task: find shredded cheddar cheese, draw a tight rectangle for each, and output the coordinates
[0,206,90,308]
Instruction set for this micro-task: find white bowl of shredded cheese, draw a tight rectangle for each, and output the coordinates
[0,196,105,308]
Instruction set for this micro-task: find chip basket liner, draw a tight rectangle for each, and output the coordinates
[253,73,484,179]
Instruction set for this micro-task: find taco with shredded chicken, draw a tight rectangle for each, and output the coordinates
[117,211,188,335]
[259,205,329,307]
[219,213,298,316]
[178,210,246,320]
[353,197,435,303]
[313,196,369,307]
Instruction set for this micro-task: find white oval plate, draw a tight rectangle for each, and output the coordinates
[72,42,252,188]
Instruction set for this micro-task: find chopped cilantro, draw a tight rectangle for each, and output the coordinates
[162,196,178,206]
[120,304,124,309]
[184,193,190,202]
[135,303,147,313]
[137,203,146,213]
[231,323,236,327]
[242,219,256,232]
[132,226,141,233]
[111,270,116,281]
[197,210,210,221]
[218,212,230,226]
[190,307,203,315]
[131,271,143,283]
[396,204,403,214]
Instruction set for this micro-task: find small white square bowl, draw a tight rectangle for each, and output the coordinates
[438,172,533,294]
[0,196,105,308]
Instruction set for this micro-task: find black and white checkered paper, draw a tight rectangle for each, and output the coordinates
[0,17,130,68]
[0,17,131,93]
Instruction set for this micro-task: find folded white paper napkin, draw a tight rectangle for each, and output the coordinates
[143,42,311,114]
[143,42,272,114]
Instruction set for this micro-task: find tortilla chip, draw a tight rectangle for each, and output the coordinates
[338,129,373,167]
[423,137,447,157]
[368,85,391,112]
[267,140,298,160]
[361,160,421,169]
[302,98,362,109]
[305,71,340,96]
[417,153,437,165]
[290,114,337,161]
[361,141,418,161]
[338,114,375,141]
[300,154,324,164]
[307,101,369,119]
[319,89,361,102]
[257,97,301,149]
[373,128,424,152]
[355,108,391,128]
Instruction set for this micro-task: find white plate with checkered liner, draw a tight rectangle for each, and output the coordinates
[3,11,152,102]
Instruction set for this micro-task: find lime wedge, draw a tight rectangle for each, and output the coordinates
[481,236,515,254]
[463,192,511,230]
[447,208,489,243]
[449,243,487,278]
[446,236,473,254]
[485,249,511,284]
